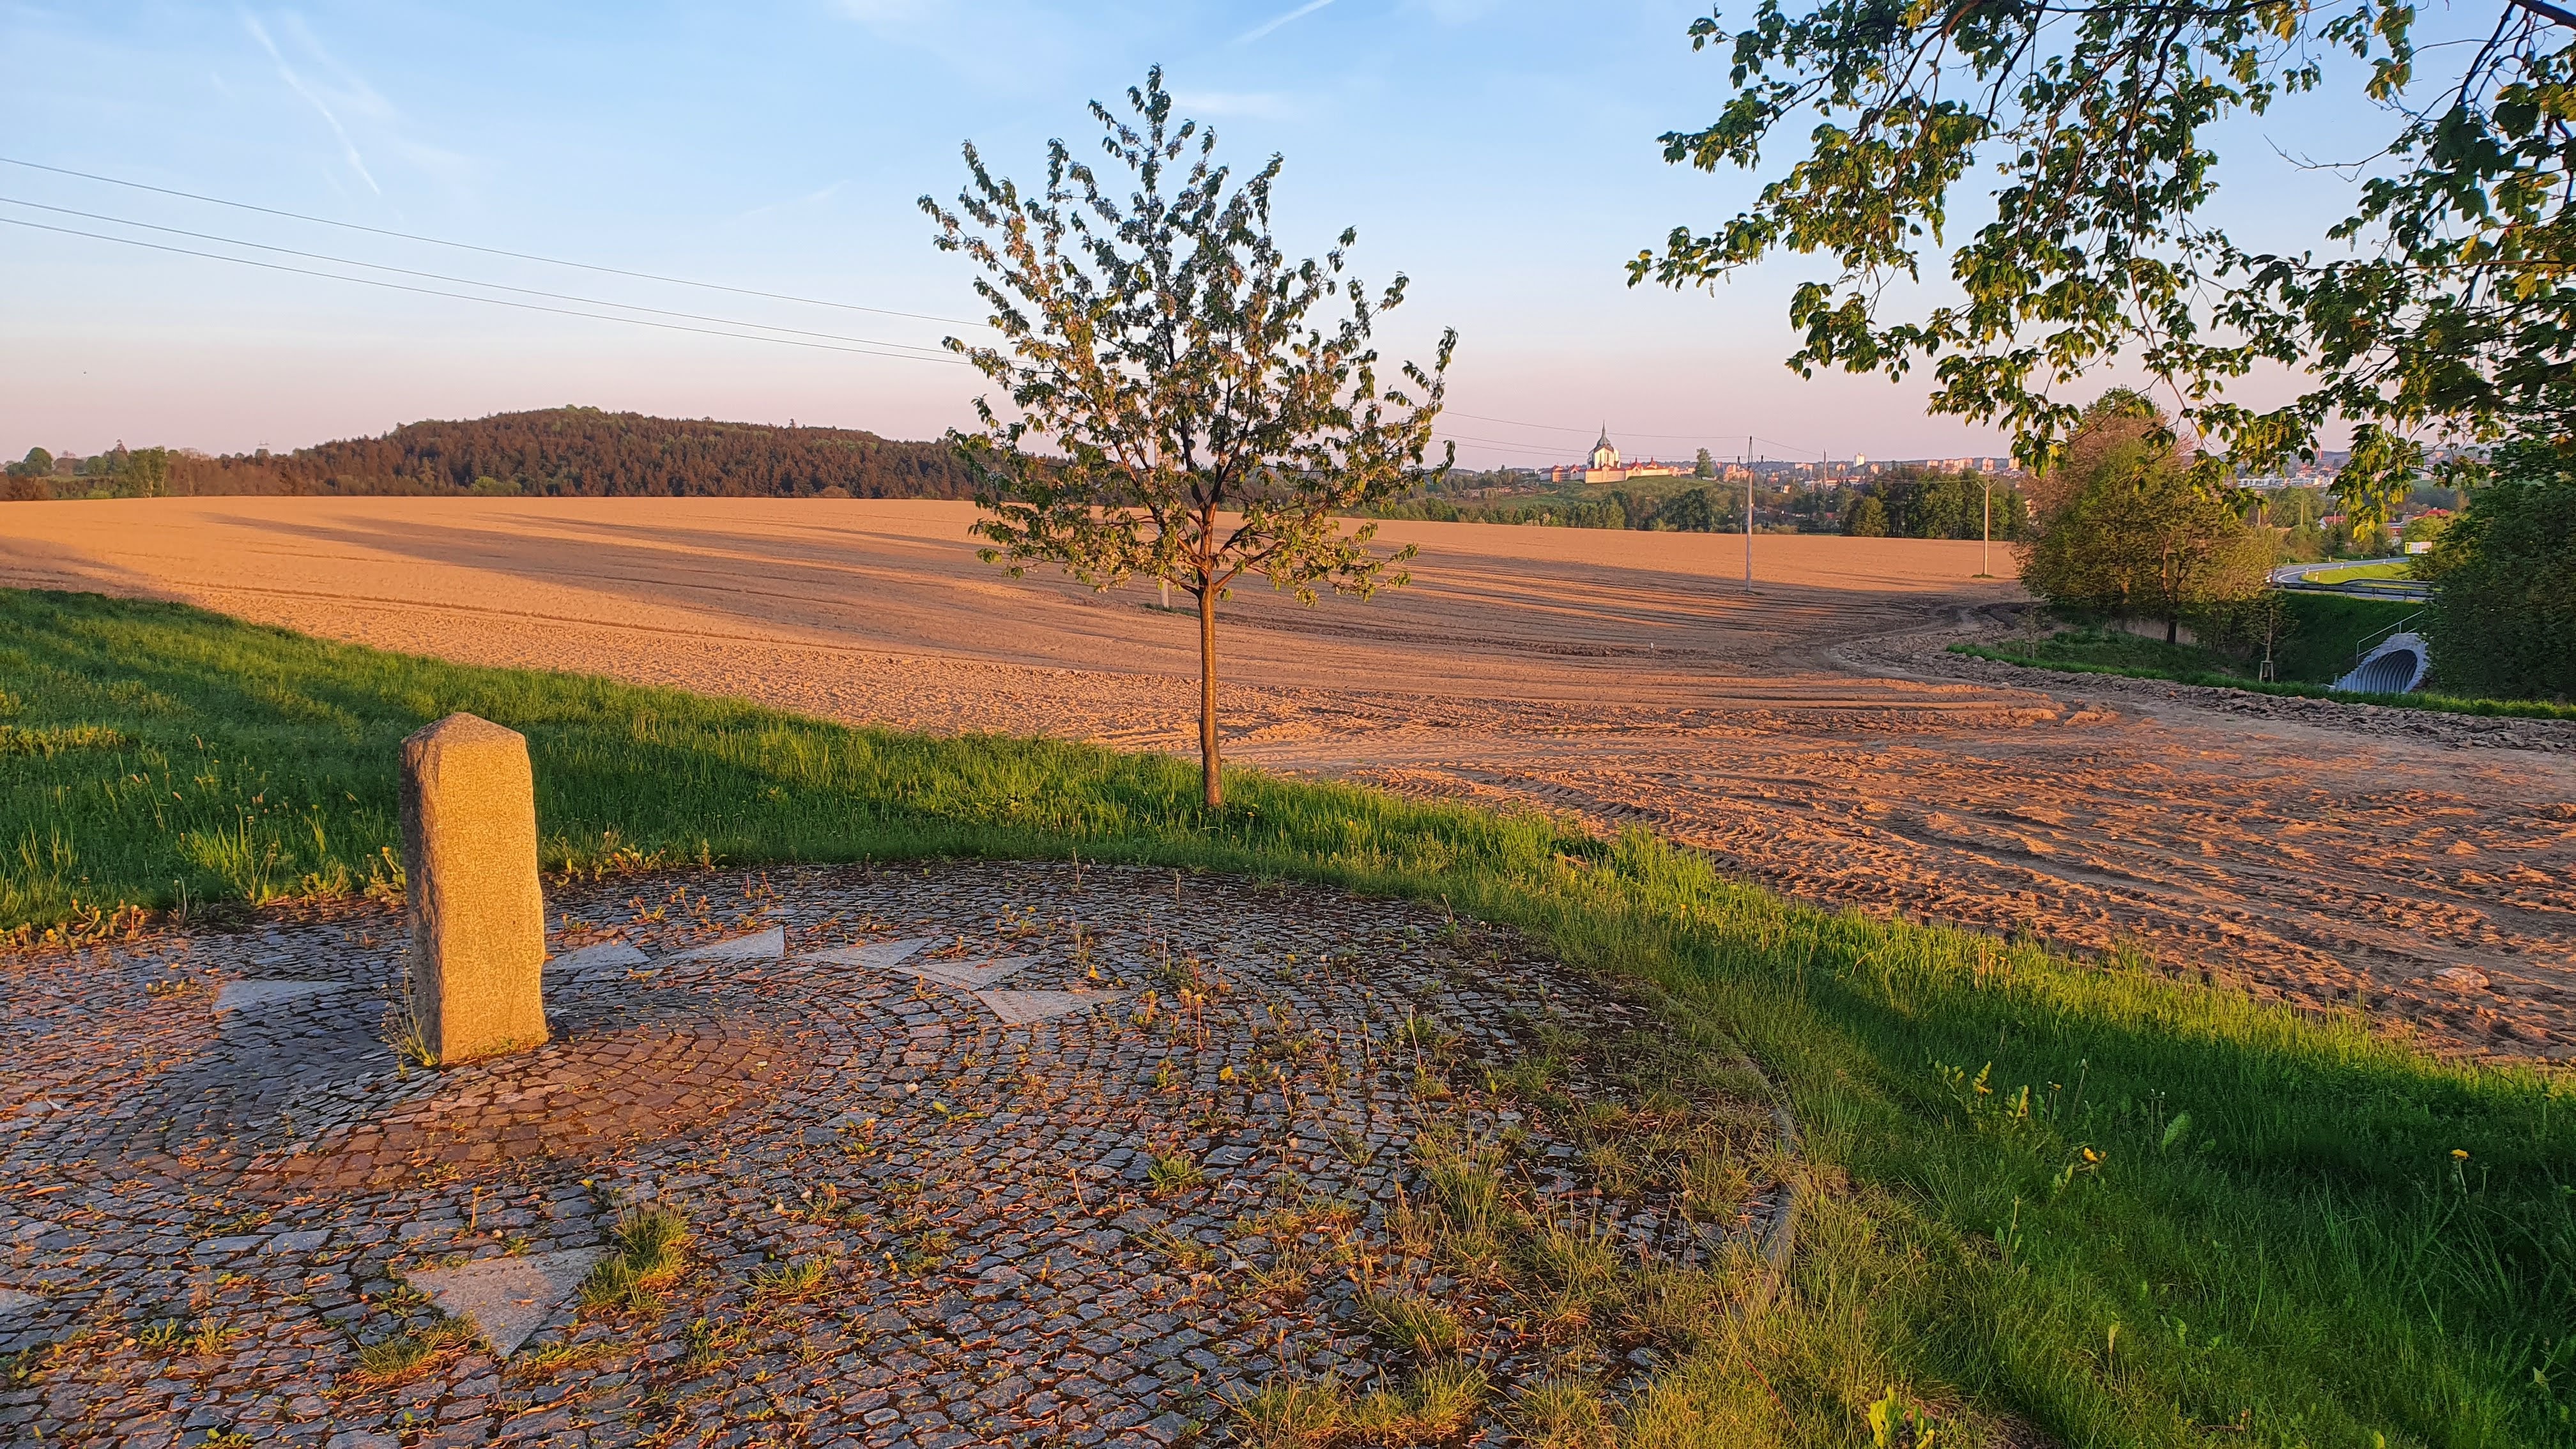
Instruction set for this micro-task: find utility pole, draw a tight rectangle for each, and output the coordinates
[1981,473,1993,578]
[1744,436,1755,592]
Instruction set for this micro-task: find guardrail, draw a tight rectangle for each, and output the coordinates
[2344,608,2427,679]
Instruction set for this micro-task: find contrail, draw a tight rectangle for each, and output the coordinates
[242,12,381,194]
[1236,0,1334,45]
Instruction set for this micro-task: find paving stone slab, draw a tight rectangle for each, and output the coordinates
[657,926,785,965]
[974,989,1118,1026]
[806,937,1039,992]
[547,941,651,977]
[212,979,352,1014]
[799,937,932,971]
[402,1247,607,1356]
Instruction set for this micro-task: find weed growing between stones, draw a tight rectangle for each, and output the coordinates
[1147,1152,1209,1195]
[578,1204,691,1314]
[744,1257,827,1303]
[503,1338,620,1383]
[1218,990,1795,1446]
[348,1317,478,1387]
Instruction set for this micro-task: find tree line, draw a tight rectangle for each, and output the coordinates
[1365,471,2030,537]
[1839,470,2030,540]
[4,408,975,502]
[2015,392,2573,700]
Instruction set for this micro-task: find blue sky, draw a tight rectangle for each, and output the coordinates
[1,1,2414,464]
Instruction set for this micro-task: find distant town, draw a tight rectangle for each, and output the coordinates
[1457,429,2354,493]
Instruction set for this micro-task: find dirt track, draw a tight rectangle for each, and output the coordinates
[5,496,2572,1060]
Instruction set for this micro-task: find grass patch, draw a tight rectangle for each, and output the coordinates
[1359,1289,1469,1358]
[9,587,2575,1445]
[1225,1364,1491,1448]
[1979,595,2437,696]
[2276,592,2427,682]
[1949,641,2576,720]
[2305,561,2414,585]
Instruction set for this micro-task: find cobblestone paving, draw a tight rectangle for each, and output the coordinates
[0,862,1786,1447]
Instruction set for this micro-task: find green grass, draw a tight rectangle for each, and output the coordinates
[2276,593,2426,683]
[2306,561,2415,585]
[1985,624,2243,678]
[1952,601,2575,721]
[6,588,2574,1445]
[1988,594,2422,690]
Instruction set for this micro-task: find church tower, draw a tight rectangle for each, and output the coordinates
[1588,427,1621,472]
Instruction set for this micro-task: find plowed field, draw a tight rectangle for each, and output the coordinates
[6,496,2570,1059]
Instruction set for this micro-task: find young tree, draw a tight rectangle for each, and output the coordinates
[923,69,1453,808]
[2020,394,2270,641]
[1636,0,2576,477]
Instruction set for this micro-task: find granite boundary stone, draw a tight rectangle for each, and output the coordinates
[399,713,548,1064]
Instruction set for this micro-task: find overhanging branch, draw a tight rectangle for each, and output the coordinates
[2506,0,2576,29]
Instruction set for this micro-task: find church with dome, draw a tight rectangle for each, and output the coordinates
[1549,428,1683,484]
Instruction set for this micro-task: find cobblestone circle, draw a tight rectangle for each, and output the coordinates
[1,862,1789,1447]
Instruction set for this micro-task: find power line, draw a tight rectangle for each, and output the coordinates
[0,216,973,366]
[0,195,956,358]
[1439,408,1829,460]
[0,154,994,330]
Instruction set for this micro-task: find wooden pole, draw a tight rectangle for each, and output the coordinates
[1744,436,1755,592]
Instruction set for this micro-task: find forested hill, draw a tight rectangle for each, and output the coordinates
[140,408,973,500]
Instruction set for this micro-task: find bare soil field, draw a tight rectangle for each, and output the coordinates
[5,496,2571,1060]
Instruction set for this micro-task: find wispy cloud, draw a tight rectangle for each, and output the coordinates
[241,11,379,194]
[278,11,395,121]
[1236,0,1335,45]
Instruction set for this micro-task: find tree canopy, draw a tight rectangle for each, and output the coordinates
[2419,440,2576,697]
[2020,393,2270,638]
[1843,468,2029,539]
[1636,0,2576,489]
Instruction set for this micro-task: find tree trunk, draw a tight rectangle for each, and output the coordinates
[1197,584,1222,809]
[2166,614,2179,645]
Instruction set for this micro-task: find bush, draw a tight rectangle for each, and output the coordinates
[2420,441,2576,700]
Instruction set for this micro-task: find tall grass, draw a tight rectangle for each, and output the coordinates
[3,587,2570,1445]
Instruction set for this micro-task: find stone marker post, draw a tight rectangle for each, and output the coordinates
[401,713,548,1063]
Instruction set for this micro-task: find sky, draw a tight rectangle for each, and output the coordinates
[0,1,2426,466]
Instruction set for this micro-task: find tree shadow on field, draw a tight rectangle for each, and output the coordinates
[197,505,1976,689]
